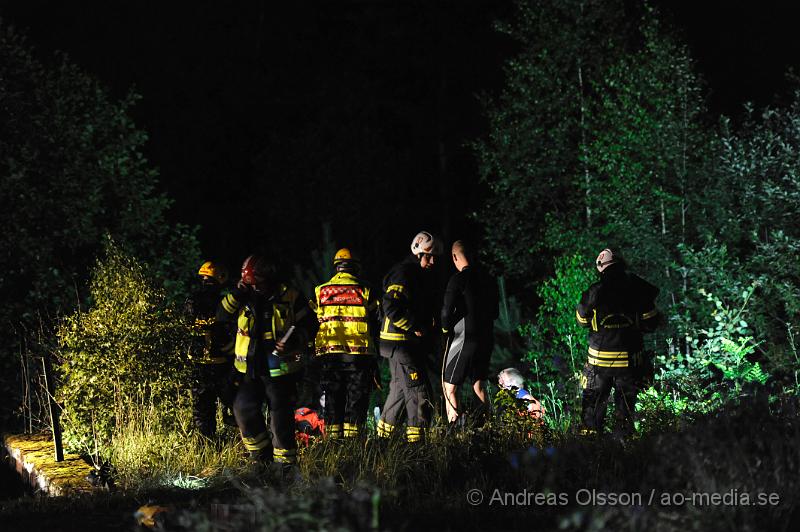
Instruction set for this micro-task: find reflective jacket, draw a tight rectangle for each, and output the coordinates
[379,256,436,343]
[312,272,377,356]
[218,283,316,377]
[576,265,659,368]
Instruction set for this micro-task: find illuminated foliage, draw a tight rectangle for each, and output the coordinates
[56,240,192,453]
[522,254,594,403]
[472,0,629,283]
[0,22,200,417]
[476,4,800,429]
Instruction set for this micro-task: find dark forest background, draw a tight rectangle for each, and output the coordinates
[3,0,800,279]
[2,0,800,427]
[3,2,800,528]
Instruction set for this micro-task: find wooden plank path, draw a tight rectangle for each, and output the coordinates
[2,432,94,496]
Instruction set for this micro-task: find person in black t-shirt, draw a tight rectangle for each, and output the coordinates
[441,240,499,424]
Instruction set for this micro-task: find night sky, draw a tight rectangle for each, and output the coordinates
[2,0,800,275]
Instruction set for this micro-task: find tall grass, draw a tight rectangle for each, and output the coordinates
[106,395,245,491]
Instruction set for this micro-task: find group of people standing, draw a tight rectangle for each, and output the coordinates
[186,231,501,466]
[185,232,660,469]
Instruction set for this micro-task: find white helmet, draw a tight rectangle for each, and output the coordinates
[410,231,443,256]
[595,248,618,273]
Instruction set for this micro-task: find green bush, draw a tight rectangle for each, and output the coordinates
[521,253,595,409]
[638,283,769,432]
[0,22,200,424]
[56,239,192,456]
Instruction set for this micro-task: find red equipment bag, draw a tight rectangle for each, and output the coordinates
[295,407,325,446]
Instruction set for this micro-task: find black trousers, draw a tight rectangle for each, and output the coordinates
[233,372,298,463]
[319,356,374,437]
[581,363,640,434]
[379,343,430,441]
[191,362,236,437]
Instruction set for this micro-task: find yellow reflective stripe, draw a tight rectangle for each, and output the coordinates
[380,331,409,341]
[377,419,394,437]
[588,357,629,368]
[591,310,598,332]
[386,284,405,294]
[273,448,297,464]
[263,332,274,340]
[406,426,424,442]
[242,431,270,451]
[393,317,411,330]
[221,294,239,314]
[327,424,343,438]
[576,310,589,324]
[343,423,358,437]
[642,308,658,320]
[273,447,296,456]
[587,347,629,368]
[588,348,629,356]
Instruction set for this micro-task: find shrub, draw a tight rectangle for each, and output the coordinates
[638,283,769,432]
[521,253,595,413]
[56,239,192,456]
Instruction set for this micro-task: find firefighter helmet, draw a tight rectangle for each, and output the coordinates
[333,248,358,265]
[410,231,443,256]
[240,255,274,291]
[198,261,228,284]
[595,248,618,273]
[333,248,360,272]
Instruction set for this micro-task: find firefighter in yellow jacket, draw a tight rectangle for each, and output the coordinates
[217,254,317,466]
[312,248,378,439]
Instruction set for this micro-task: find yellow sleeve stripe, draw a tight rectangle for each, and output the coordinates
[386,284,405,294]
[642,309,658,320]
[380,331,410,341]
[576,310,589,324]
[394,318,410,330]
[588,348,629,356]
[221,294,239,314]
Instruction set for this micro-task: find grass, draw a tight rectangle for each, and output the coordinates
[106,398,246,491]
[4,391,800,530]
